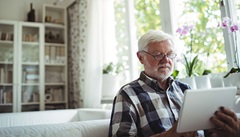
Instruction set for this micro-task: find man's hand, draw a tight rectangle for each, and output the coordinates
[210,107,240,137]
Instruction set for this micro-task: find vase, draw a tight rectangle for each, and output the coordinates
[223,72,240,94]
[101,74,120,98]
[209,73,225,88]
[179,77,197,89]
[194,75,211,89]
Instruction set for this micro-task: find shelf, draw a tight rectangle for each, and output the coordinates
[21,83,39,86]
[44,23,65,28]
[0,5,68,113]
[22,41,39,46]
[44,4,65,25]
[45,43,65,47]
[43,4,68,111]
[22,62,40,65]
[0,83,13,86]
[45,101,66,104]
[45,63,65,66]
[45,4,65,11]
[45,83,66,86]
[0,103,13,106]
[0,40,13,44]
[22,102,40,105]
[0,61,13,64]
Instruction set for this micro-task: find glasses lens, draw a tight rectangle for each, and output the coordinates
[155,54,164,60]
[142,50,176,60]
[168,53,176,59]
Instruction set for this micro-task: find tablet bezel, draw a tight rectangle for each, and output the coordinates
[177,87,237,133]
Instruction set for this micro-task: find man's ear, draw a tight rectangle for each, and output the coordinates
[137,52,144,64]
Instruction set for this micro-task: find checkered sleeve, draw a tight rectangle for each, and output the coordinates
[109,89,138,137]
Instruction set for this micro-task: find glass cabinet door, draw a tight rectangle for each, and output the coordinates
[0,21,17,113]
[18,22,44,112]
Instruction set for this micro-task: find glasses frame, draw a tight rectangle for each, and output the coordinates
[141,50,177,60]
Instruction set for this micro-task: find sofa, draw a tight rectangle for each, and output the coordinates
[0,96,239,137]
[0,108,112,137]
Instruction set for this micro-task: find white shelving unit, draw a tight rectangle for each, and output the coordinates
[0,4,68,113]
[0,20,17,113]
[0,20,44,113]
[43,4,68,110]
[18,22,44,112]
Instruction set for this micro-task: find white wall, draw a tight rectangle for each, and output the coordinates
[0,0,75,22]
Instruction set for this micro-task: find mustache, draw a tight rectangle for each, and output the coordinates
[158,64,171,68]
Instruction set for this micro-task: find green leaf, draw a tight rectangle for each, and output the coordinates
[171,70,179,79]
[183,54,191,77]
[183,54,199,77]
[202,69,212,75]
[189,55,198,77]
[223,67,240,78]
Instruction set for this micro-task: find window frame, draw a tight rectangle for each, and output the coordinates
[220,0,240,70]
[125,0,239,78]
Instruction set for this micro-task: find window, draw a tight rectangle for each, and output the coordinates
[113,0,161,82]
[173,0,228,77]
[220,0,240,71]
[110,0,238,83]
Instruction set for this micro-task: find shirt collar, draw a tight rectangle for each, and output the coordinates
[139,71,174,92]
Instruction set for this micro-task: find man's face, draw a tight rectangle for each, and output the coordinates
[138,40,175,81]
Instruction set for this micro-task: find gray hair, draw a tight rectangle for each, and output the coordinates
[138,30,174,51]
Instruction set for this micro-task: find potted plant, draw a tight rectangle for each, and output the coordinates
[183,54,199,77]
[176,24,198,89]
[102,62,123,97]
[176,23,214,89]
[102,62,123,75]
[219,17,240,92]
[219,17,240,78]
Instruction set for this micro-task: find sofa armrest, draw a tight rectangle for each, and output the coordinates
[0,119,110,137]
[77,108,111,121]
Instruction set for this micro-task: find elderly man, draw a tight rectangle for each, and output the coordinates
[108,30,240,137]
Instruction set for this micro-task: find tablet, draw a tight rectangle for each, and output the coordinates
[177,87,237,133]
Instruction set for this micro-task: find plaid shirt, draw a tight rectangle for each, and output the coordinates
[108,72,204,137]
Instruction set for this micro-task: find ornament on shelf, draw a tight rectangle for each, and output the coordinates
[27,3,35,22]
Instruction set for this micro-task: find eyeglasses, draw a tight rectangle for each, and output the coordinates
[141,50,177,60]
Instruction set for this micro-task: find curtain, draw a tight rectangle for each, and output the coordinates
[68,0,116,108]
[67,0,83,108]
[82,0,103,108]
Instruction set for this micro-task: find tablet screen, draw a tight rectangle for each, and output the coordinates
[177,87,237,133]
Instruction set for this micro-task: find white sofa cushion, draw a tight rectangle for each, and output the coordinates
[0,109,80,128]
[0,108,112,128]
[0,119,110,137]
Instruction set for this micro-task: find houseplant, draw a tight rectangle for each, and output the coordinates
[176,24,212,89]
[176,24,201,77]
[102,62,123,75]
[102,62,123,97]
[219,17,240,92]
[219,17,240,78]
[176,24,198,89]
